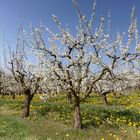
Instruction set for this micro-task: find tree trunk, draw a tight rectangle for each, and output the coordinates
[23,94,31,117]
[1,93,4,98]
[112,91,117,98]
[67,92,72,103]
[23,89,33,117]
[74,97,82,129]
[12,93,15,99]
[102,94,109,105]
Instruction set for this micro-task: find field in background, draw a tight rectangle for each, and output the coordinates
[0,91,140,140]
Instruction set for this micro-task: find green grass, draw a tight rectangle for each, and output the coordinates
[0,115,30,140]
[0,91,140,140]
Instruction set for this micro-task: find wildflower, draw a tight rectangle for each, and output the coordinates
[113,134,116,137]
[124,130,127,133]
[66,134,69,137]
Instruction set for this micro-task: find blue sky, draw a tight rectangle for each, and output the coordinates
[0,0,140,55]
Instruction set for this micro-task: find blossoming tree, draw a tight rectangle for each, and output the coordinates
[7,25,42,117]
[5,0,138,128]
[28,1,140,129]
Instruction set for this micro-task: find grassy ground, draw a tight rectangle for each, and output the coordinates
[0,91,140,140]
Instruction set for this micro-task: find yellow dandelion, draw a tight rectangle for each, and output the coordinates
[66,134,69,137]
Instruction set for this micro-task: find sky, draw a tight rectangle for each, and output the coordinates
[0,0,140,59]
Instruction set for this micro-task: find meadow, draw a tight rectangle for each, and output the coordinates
[0,91,140,140]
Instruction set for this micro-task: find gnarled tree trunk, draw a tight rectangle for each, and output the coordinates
[74,97,82,129]
[23,89,34,117]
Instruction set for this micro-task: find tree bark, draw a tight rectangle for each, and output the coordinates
[23,89,33,117]
[67,92,72,103]
[1,93,4,98]
[74,97,82,129]
[11,92,16,99]
[102,94,109,105]
[12,93,16,99]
